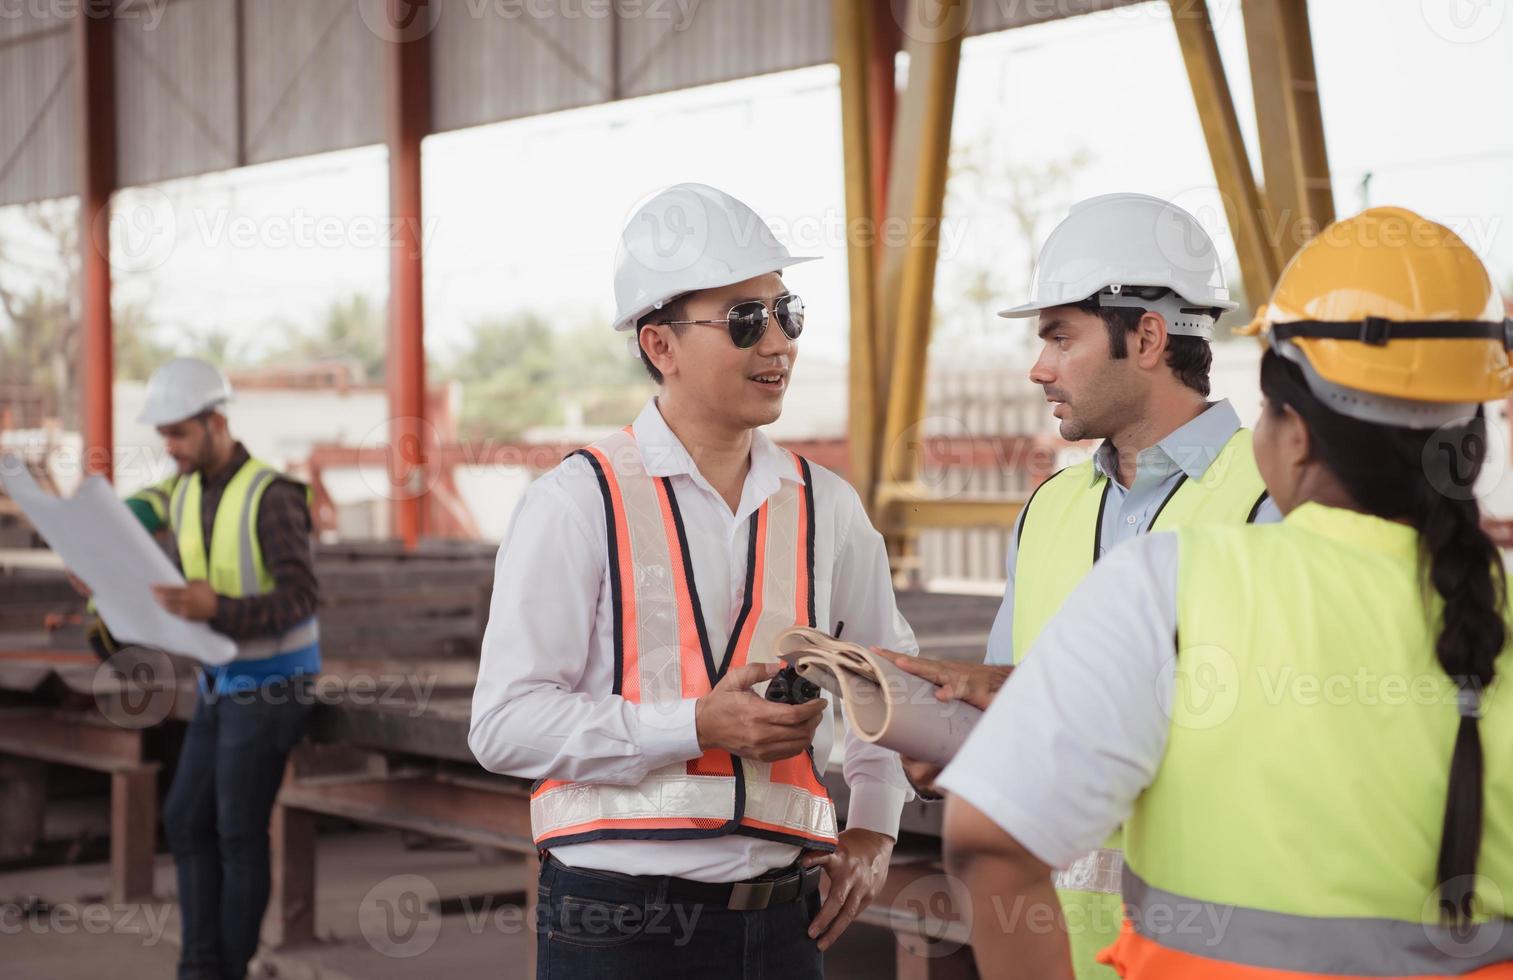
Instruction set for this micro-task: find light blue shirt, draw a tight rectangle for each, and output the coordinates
[984,399,1281,666]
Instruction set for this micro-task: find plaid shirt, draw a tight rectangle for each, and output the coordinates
[180,442,320,640]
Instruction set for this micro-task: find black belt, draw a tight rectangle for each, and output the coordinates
[546,856,822,912]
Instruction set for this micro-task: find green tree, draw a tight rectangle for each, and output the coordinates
[265,293,387,382]
[0,200,174,427]
[443,313,649,440]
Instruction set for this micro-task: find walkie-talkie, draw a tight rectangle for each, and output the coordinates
[765,621,844,706]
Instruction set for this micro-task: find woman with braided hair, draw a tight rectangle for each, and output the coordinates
[937,206,1513,979]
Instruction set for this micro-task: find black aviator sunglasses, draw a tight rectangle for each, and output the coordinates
[660,294,805,349]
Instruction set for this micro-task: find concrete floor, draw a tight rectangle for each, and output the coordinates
[3,828,901,979]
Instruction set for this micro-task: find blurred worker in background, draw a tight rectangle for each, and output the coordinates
[470,182,916,979]
[941,207,1513,979]
[140,357,321,980]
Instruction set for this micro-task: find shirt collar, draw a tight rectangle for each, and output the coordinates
[630,398,801,487]
[1090,399,1243,487]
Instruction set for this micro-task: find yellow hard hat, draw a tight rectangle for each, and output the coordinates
[1244,207,1512,424]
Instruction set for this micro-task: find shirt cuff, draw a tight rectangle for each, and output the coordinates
[844,779,908,840]
[635,698,703,770]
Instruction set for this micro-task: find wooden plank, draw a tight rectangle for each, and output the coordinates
[277,773,535,852]
[110,765,159,904]
[0,756,46,861]
[266,801,317,948]
[0,708,146,771]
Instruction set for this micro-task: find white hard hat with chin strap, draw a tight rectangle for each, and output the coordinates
[611,183,819,353]
[138,357,234,426]
[998,192,1237,340]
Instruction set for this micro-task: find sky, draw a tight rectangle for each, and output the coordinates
[3,0,1512,368]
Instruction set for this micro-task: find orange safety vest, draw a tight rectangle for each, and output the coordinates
[529,428,839,852]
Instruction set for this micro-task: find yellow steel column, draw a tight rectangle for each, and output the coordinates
[880,0,968,507]
[833,0,880,510]
[1243,0,1334,263]
[1169,0,1280,307]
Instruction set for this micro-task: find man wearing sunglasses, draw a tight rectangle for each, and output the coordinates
[470,183,915,979]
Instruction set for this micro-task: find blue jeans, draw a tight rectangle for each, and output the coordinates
[163,675,314,980]
[536,856,824,980]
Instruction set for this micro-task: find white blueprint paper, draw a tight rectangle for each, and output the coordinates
[1,457,237,665]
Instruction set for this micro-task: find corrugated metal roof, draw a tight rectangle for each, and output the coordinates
[0,0,1147,207]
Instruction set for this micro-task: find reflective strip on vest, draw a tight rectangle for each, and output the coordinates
[1053,847,1123,896]
[171,458,320,663]
[1101,868,1513,978]
[530,428,837,850]
[1106,506,1513,980]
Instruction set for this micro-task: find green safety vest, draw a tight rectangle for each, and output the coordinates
[1102,503,1513,978]
[170,457,319,662]
[125,475,179,534]
[1010,427,1268,980]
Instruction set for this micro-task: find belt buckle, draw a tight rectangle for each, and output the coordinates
[728,880,775,911]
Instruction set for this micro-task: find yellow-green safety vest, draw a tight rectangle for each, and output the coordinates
[1101,503,1513,979]
[1010,426,1268,980]
[169,457,319,663]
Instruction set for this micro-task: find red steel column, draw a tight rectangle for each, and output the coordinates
[76,3,116,480]
[384,0,431,548]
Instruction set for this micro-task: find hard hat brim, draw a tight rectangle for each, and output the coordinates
[612,254,821,332]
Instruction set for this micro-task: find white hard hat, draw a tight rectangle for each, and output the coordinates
[611,182,819,333]
[137,357,233,426]
[999,192,1237,340]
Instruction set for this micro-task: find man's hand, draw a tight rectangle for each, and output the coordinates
[901,757,944,799]
[873,649,1011,712]
[151,581,219,622]
[695,662,827,762]
[803,828,894,951]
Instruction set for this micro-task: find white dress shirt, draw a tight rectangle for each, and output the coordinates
[470,399,915,883]
[938,531,1181,867]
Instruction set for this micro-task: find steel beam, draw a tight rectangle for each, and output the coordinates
[1169,0,1280,307]
[834,0,882,511]
[384,0,433,549]
[880,0,968,506]
[75,3,116,480]
[1242,0,1333,263]
[875,485,1025,533]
